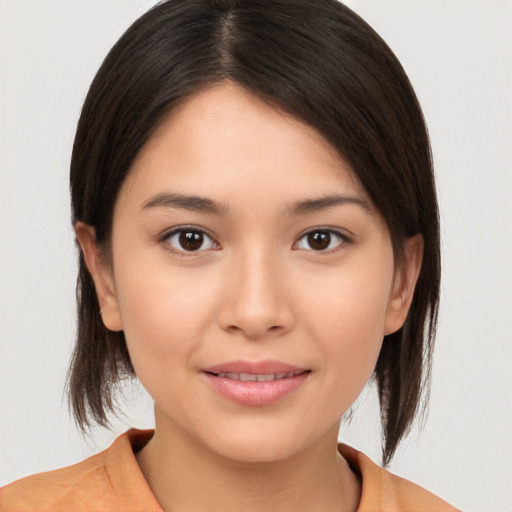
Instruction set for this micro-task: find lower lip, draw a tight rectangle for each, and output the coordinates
[203,372,310,406]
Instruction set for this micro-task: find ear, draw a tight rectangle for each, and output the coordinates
[74,222,123,332]
[384,234,424,335]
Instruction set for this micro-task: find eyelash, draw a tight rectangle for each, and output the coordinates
[294,227,352,254]
[160,226,220,257]
[159,226,351,256]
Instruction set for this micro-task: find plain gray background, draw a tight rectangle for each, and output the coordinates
[1,1,511,511]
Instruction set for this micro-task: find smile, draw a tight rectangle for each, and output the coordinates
[211,370,306,382]
[202,362,311,406]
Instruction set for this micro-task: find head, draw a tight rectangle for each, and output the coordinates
[68,0,440,466]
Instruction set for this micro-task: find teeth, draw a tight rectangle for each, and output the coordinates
[239,373,257,382]
[214,371,306,381]
[256,374,275,382]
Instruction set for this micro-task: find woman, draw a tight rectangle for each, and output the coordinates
[1,0,459,510]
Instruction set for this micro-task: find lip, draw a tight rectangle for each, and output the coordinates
[203,360,306,375]
[201,360,310,407]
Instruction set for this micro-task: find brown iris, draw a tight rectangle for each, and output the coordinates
[307,231,332,250]
[179,230,204,251]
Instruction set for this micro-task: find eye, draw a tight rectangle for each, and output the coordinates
[294,229,347,252]
[164,228,218,253]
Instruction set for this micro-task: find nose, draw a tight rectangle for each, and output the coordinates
[217,250,295,340]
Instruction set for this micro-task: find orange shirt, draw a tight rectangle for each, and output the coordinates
[1,429,459,511]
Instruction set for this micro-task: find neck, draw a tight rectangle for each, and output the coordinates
[136,411,361,512]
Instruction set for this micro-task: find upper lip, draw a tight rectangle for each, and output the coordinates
[202,360,308,375]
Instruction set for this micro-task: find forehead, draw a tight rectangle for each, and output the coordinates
[122,82,370,209]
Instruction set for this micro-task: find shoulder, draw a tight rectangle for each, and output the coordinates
[339,444,461,512]
[0,448,113,511]
[0,429,160,512]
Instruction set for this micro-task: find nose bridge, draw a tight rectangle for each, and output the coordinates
[219,243,294,339]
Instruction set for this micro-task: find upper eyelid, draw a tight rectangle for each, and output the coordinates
[160,225,218,242]
[158,225,351,247]
[296,226,352,240]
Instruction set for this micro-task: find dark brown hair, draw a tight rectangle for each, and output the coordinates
[68,0,440,466]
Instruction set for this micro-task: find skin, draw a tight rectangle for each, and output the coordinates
[77,82,423,512]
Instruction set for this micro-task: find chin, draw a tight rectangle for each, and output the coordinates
[212,436,301,464]
[201,419,328,464]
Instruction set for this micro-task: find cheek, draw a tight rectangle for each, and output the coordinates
[112,256,220,377]
[298,255,394,400]
[301,258,393,340]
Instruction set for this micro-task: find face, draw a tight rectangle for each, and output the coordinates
[78,83,421,463]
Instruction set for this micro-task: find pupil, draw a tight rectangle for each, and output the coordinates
[308,231,330,250]
[179,231,203,251]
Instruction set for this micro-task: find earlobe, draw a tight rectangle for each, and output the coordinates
[74,222,123,332]
[384,234,424,335]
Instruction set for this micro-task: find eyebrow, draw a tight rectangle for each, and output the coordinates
[285,194,372,216]
[142,193,228,214]
[141,192,372,216]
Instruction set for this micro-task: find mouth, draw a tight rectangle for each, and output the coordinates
[201,361,311,406]
[205,370,309,382]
